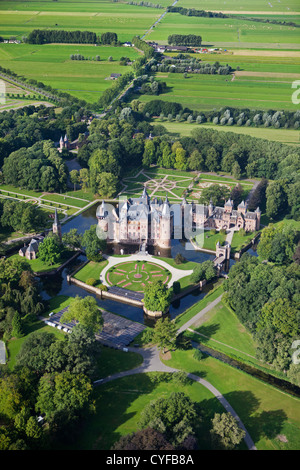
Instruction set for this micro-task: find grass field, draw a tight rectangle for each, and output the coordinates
[0,4,161,42]
[74,260,108,285]
[176,0,300,14]
[0,43,142,103]
[161,349,300,450]
[146,13,300,48]
[137,71,297,111]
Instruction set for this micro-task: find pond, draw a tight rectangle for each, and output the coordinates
[39,203,237,325]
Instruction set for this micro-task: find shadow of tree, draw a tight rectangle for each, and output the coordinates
[223,390,288,447]
[194,323,220,342]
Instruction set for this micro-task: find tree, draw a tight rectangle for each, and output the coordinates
[210,412,245,449]
[266,180,288,219]
[152,317,177,354]
[199,184,230,206]
[16,331,56,374]
[96,172,118,198]
[112,427,174,450]
[62,228,82,250]
[138,392,198,446]
[70,169,79,191]
[205,147,220,172]
[60,296,103,333]
[190,260,216,284]
[258,298,299,337]
[38,236,62,266]
[143,280,171,313]
[79,168,89,192]
[187,149,204,171]
[11,311,24,338]
[231,161,241,179]
[36,371,94,420]
[82,224,106,261]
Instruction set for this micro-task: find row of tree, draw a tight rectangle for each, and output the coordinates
[168,34,202,46]
[26,29,98,45]
[142,99,300,130]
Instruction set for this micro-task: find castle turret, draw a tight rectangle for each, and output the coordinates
[224,198,233,213]
[237,200,248,215]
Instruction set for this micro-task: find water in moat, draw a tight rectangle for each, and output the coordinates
[39,202,238,325]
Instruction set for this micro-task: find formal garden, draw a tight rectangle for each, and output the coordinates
[105,260,171,292]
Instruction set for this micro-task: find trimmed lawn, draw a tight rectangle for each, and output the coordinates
[10,249,76,273]
[196,230,227,252]
[74,260,108,286]
[161,349,300,451]
[231,230,259,253]
[174,282,224,329]
[74,373,226,450]
[189,300,257,361]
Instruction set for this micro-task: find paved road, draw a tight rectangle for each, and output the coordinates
[95,291,257,451]
[177,294,224,334]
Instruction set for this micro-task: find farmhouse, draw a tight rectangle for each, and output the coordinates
[110,73,122,80]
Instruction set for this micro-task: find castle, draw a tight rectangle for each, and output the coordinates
[96,187,261,249]
[97,187,172,248]
[19,208,62,260]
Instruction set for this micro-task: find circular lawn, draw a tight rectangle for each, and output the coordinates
[105,260,171,292]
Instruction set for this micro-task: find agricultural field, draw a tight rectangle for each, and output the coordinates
[154,120,300,146]
[137,71,297,111]
[145,13,300,48]
[176,0,300,14]
[0,43,142,103]
[0,2,161,42]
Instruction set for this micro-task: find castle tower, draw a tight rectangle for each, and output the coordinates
[52,208,62,241]
[59,136,64,152]
[96,200,109,233]
[208,198,214,216]
[224,198,233,213]
[160,195,171,248]
[237,200,248,215]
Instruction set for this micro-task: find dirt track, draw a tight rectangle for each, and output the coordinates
[235,70,300,79]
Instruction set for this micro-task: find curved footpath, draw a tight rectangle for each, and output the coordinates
[94,344,257,451]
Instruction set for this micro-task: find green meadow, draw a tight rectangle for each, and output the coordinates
[0,43,142,103]
[174,0,300,14]
[146,13,300,48]
[137,72,296,111]
[152,120,300,146]
[0,3,161,42]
